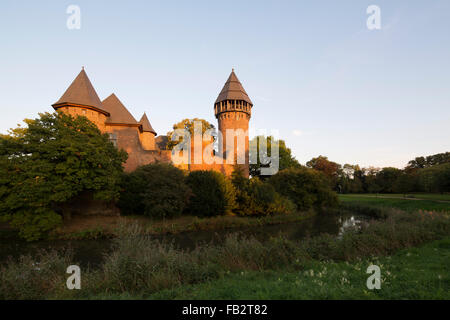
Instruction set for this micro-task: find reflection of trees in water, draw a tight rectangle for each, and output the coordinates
[338,216,366,238]
[1,213,371,268]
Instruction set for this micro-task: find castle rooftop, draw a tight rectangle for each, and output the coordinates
[53,68,107,113]
[102,93,138,125]
[139,113,157,135]
[215,69,253,105]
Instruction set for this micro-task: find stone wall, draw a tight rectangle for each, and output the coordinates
[105,124,171,172]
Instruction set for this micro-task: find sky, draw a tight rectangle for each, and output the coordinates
[0,0,449,169]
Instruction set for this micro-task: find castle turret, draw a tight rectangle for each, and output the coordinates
[52,68,109,132]
[214,69,252,176]
[139,113,157,150]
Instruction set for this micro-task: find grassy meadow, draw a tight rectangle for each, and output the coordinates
[150,238,450,300]
[339,194,450,212]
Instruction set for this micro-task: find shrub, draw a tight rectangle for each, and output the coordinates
[185,170,236,217]
[231,166,295,216]
[269,167,338,211]
[118,163,191,219]
[0,249,73,299]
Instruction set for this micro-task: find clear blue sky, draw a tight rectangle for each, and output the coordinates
[1,0,449,168]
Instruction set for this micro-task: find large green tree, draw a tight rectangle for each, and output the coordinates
[406,152,450,170]
[0,112,127,240]
[249,136,300,178]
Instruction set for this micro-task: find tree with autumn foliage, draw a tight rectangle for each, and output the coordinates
[306,155,341,190]
[0,112,127,241]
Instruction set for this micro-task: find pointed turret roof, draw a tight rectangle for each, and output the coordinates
[139,113,157,135]
[102,94,138,124]
[53,68,105,112]
[215,69,253,105]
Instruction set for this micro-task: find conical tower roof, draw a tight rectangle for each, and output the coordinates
[215,69,252,105]
[102,94,138,124]
[139,113,157,135]
[53,68,105,112]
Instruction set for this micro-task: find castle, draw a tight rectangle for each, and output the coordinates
[52,68,253,176]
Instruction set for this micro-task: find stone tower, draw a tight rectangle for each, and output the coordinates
[214,69,253,176]
[52,67,109,132]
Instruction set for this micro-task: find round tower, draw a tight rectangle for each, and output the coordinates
[214,69,253,176]
[52,68,109,132]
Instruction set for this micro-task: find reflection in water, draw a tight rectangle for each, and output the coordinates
[337,215,368,238]
[0,211,371,268]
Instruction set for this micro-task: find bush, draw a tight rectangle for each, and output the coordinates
[231,167,295,216]
[269,167,338,211]
[118,163,191,219]
[185,170,236,217]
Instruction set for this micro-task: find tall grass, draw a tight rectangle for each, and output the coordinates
[0,207,448,299]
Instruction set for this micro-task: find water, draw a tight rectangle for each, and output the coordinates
[0,211,370,268]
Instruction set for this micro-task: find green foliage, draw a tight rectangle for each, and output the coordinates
[406,152,450,169]
[249,136,301,178]
[375,167,403,193]
[269,167,339,211]
[185,170,236,217]
[231,166,295,216]
[118,163,191,219]
[166,118,215,150]
[0,112,127,240]
[417,163,450,193]
[337,151,450,194]
[306,155,341,189]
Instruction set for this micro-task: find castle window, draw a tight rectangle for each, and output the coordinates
[108,133,118,147]
[82,109,87,116]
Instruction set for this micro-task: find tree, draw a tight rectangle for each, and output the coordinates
[118,163,191,219]
[364,167,381,193]
[306,156,342,190]
[0,112,127,240]
[392,172,416,194]
[339,164,364,193]
[417,163,450,193]
[375,167,402,193]
[231,165,295,216]
[406,152,450,170]
[269,167,338,211]
[166,118,215,150]
[249,136,300,178]
[185,170,236,217]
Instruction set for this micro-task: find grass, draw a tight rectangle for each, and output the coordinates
[150,238,450,300]
[352,193,450,202]
[339,194,450,212]
[40,211,314,240]
[1,206,449,300]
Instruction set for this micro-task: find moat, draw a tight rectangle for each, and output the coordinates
[0,211,370,269]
